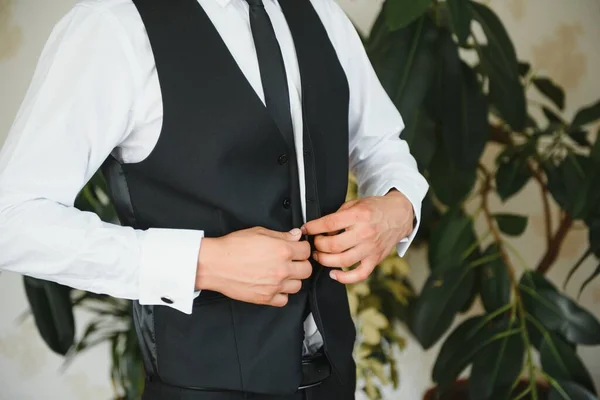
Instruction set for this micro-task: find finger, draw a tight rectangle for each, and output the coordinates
[337,199,358,212]
[314,228,360,254]
[259,227,303,241]
[280,279,302,294]
[269,293,289,307]
[287,260,313,280]
[313,243,370,268]
[288,240,311,260]
[302,208,359,236]
[330,257,378,284]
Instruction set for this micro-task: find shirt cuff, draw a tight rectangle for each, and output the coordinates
[138,228,204,314]
[371,182,423,258]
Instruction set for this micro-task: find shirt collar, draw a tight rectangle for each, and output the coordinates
[211,0,273,8]
[212,0,232,7]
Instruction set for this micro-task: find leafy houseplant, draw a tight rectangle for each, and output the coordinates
[17,1,600,400]
[363,0,600,399]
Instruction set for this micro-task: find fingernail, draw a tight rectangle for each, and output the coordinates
[329,271,337,280]
[289,228,301,236]
[301,225,307,234]
[312,251,318,261]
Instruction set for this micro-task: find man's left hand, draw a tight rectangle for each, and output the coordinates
[301,189,414,284]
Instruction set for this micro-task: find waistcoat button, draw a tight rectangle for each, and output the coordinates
[278,154,289,165]
[282,198,291,209]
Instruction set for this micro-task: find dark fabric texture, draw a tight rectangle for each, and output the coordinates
[103,0,356,396]
[142,372,355,400]
[142,379,306,400]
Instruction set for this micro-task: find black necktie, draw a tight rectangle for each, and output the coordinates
[245,0,303,229]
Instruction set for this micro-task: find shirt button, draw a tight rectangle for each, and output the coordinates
[278,154,289,165]
[283,198,291,209]
[161,296,174,305]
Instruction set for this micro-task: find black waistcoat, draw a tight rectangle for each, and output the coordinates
[102,0,356,395]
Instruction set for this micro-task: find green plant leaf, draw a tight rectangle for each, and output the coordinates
[520,287,600,345]
[518,61,531,77]
[460,266,481,313]
[591,131,600,162]
[369,14,439,124]
[384,0,433,31]
[468,321,524,400]
[533,77,565,110]
[410,267,476,349]
[471,3,526,130]
[480,244,511,313]
[446,0,471,45]
[401,110,437,171]
[493,213,528,236]
[544,155,592,220]
[540,333,596,394]
[495,149,532,201]
[543,106,565,125]
[520,271,557,348]
[588,217,600,257]
[548,381,598,400]
[431,316,490,388]
[428,141,477,207]
[521,270,558,292]
[23,277,75,355]
[569,129,591,147]
[428,209,477,272]
[439,28,489,170]
[571,99,600,128]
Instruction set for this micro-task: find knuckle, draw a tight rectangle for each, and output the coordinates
[278,244,293,260]
[324,217,336,231]
[274,266,288,281]
[360,226,376,240]
[300,262,312,278]
[329,239,344,254]
[258,293,271,304]
[339,255,352,268]
[357,268,370,281]
[357,207,372,221]
[301,242,311,258]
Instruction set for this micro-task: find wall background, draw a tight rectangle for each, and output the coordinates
[1,0,599,399]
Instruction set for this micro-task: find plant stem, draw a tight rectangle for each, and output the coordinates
[517,295,539,400]
[528,162,554,247]
[512,386,532,400]
[536,214,573,274]
[479,164,539,399]
[488,122,573,276]
[479,165,517,285]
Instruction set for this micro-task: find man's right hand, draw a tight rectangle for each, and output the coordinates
[195,227,312,307]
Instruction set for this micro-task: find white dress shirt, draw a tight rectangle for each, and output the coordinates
[0,0,428,354]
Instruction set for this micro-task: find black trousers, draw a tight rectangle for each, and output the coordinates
[142,371,355,400]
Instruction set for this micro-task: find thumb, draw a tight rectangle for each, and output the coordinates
[260,228,303,241]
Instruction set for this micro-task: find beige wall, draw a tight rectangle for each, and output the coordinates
[1,0,599,399]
